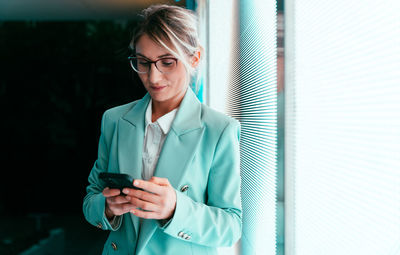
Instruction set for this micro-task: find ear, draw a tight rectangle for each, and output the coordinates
[190,46,203,68]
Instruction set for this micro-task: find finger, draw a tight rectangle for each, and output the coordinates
[109,203,137,216]
[132,180,163,195]
[123,189,160,204]
[149,176,170,186]
[120,203,138,213]
[103,187,121,197]
[130,209,160,219]
[126,196,159,212]
[107,195,130,205]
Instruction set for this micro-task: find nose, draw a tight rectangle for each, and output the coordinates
[148,63,163,84]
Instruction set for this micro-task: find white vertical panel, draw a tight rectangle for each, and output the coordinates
[207,0,237,114]
[285,0,400,254]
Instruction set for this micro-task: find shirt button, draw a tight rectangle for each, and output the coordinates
[96,222,102,229]
[111,242,118,251]
[180,185,189,192]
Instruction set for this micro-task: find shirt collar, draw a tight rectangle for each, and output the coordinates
[145,99,178,135]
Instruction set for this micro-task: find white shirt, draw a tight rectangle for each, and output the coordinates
[142,99,178,181]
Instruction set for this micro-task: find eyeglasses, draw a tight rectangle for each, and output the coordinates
[128,56,178,74]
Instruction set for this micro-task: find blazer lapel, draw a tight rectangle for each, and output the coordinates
[118,93,151,180]
[117,93,151,238]
[136,88,204,255]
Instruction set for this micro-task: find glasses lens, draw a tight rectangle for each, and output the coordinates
[129,57,149,73]
[155,58,177,74]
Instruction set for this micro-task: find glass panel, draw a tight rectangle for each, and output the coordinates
[285,0,400,254]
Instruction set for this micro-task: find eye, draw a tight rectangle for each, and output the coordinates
[138,59,150,66]
[160,58,175,67]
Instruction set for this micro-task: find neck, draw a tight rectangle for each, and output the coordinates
[151,88,187,122]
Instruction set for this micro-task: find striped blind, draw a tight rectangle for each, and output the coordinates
[229,0,278,254]
[285,0,400,254]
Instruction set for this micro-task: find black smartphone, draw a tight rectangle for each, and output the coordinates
[98,172,143,193]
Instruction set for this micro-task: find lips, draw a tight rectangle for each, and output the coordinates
[151,86,166,91]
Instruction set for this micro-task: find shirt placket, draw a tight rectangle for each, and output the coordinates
[143,123,162,180]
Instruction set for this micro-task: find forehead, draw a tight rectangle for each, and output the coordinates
[135,33,176,59]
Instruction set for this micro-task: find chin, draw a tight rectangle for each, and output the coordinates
[150,93,170,103]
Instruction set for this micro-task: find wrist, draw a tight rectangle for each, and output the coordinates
[166,207,176,221]
[105,205,114,219]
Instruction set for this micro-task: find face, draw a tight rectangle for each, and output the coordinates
[135,33,198,108]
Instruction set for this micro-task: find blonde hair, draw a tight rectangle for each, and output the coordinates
[129,4,202,91]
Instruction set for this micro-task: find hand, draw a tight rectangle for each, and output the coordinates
[123,176,177,220]
[102,187,136,219]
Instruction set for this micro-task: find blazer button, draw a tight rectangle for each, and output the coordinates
[180,185,189,192]
[111,242,118,251]
[183,233,189,239]
[96,222,102,229]
[178,231,184,238]
[185,235,191,240]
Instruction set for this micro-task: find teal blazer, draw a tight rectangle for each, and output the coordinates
[83,88,242,255]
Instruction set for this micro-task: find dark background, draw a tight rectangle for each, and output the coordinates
[0,21,147,215]
[0,20,148,254]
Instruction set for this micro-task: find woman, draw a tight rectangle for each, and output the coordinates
[83,4,242,255]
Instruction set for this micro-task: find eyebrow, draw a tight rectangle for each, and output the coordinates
[135,53,173,59]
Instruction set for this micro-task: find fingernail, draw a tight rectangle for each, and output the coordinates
[134,180,139,186]
[123,188,129,194]
[125,196,131,201]
[130,210,136,214]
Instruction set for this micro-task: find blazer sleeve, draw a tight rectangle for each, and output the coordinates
[82,111,123,232]
[160,119,242,247]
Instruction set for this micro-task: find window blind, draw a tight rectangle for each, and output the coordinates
[285,0,400,254]
[229,0,278,254]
